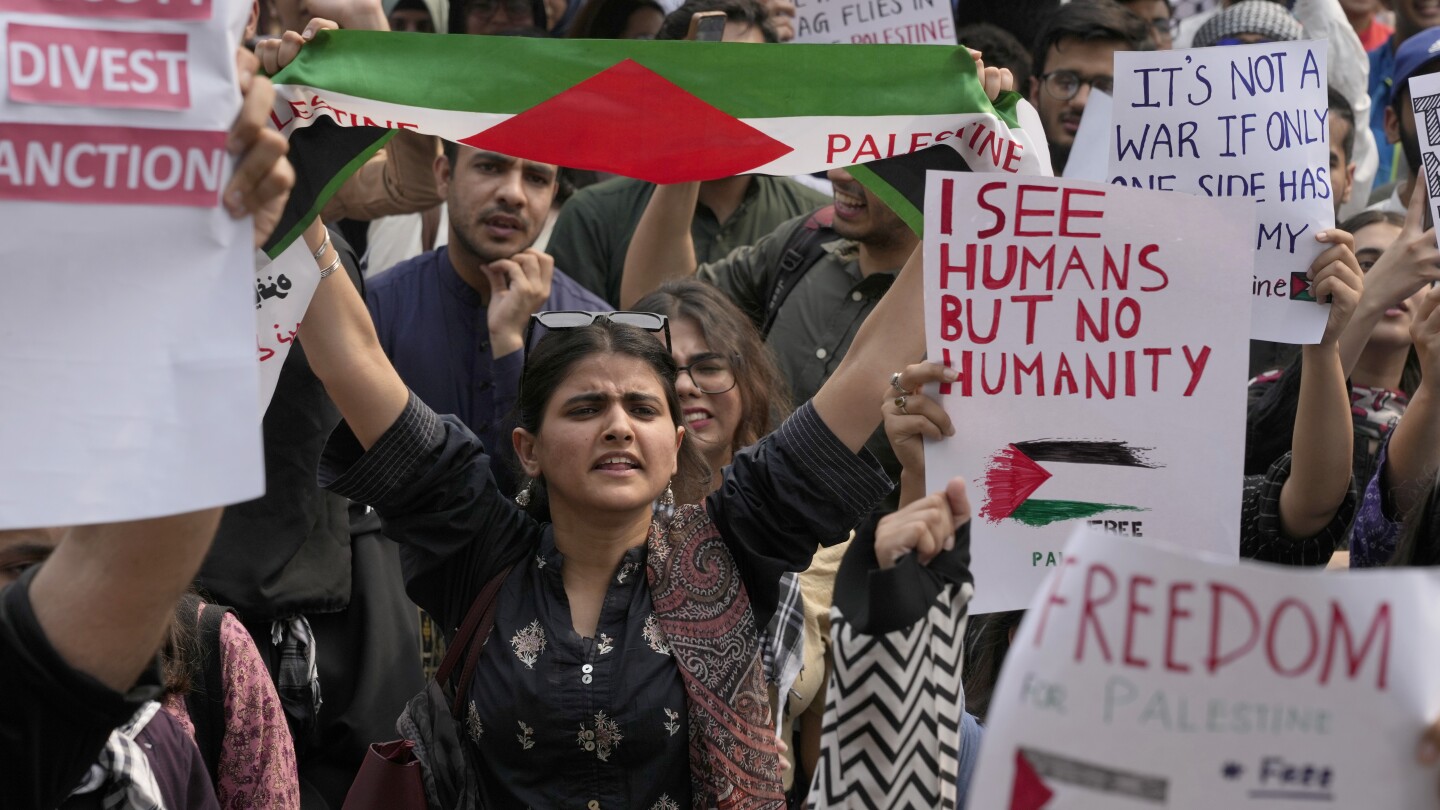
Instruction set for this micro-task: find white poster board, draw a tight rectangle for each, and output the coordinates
[967,529,1440,809]
[0,0,262,528]
[1409,72,1440,239]
[923,172,1252,614]
[1108,41,1333,344]
[254,238,320,413]
[793,0,954,44]
[1062,89,1112,183]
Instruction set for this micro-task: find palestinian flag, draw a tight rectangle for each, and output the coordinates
[263,30,1048,254]
[979,440,1161,528]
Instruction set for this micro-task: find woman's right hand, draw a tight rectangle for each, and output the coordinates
[874,477,970,569]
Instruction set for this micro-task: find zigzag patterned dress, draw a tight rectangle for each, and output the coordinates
[807,521,976,810]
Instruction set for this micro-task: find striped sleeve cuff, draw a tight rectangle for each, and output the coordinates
[320,391,442,507]
[777,401,894,519]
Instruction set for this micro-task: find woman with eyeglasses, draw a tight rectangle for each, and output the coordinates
[294,209,928,808]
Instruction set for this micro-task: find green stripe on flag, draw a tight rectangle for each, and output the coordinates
[271,31,1011,122]
[1009,500,1146,528]
[849,161,923,235]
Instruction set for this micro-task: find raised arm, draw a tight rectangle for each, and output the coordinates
[1337,186,1440,375]
[1278,230,1363,537]
[811,244,932,453]
[1380,285,1440,517]
[296,218,410,447]
[620,181,701,307]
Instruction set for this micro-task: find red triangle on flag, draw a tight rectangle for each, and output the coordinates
[980,445,1053,522]
[1010,750,1055,810]
[462,59,793,184]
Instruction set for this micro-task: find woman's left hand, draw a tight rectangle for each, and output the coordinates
[874,477,970,569]
[883,361,958,481]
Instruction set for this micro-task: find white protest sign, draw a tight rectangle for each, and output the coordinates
[0,0,263,528]
[1108,41,1333,344]
[1409,72,1440,241]
[922,172,1252,614]
[793,0,954,44]
[255,238,321,413]
[1062,89,1112,183]
[967,529,1440,809]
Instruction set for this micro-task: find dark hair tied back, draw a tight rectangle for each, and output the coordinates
[514,321,711,518]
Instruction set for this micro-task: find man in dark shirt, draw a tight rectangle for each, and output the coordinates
[544,0,831,306]
[367,140,608,495]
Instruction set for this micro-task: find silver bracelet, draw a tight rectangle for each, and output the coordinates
[318,253,343,279]
[311,230,332,261]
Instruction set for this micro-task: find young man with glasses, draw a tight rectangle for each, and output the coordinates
[1028,0,1151,175]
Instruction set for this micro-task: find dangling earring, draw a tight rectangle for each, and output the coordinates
[654,479,676,522]
[515,480,534,507]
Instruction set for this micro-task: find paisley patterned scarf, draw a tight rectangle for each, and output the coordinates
[645,504,785,810]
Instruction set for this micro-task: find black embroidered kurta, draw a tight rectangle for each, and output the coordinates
[321,395,892,810]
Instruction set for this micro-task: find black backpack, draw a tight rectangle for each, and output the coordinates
[184,603,234,789]
[760,205,837,339]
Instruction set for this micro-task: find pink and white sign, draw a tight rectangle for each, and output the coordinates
[7,24,190,110]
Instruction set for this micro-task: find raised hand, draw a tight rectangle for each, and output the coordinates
[485,249,555,357]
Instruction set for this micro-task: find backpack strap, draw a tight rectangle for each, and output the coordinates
[436,565,515,719]
[760,205,836,340]
[185,602,234,788]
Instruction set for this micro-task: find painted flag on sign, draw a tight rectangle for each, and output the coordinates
[260,31,1049,254]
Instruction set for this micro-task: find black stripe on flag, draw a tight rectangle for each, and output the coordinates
[262,119,393,258]
[1012,439,1159,469]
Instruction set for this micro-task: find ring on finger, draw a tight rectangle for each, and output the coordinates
[889,372,907,395]
[895,395,908,415]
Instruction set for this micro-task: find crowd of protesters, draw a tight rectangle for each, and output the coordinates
[9,0,1440,808]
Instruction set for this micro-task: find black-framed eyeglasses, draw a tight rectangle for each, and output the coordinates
[676,354,738,395]
[523,310,672,354]
[1040,70,1113,101]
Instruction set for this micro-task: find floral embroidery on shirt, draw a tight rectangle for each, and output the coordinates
[576,711,623,762]
[534,553,546,569]
[596,634,614,655]
[642,614,671,656]
[616,560,637,583]
[662,708,680,737]
[510,619,547,669]
[516,721,535,750]
[651,795,680,810]
[467,701,483,742]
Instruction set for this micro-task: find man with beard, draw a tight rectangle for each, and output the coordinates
[1028,0,1150,175]
[366,141,607,494]
[1372,27,1440,215]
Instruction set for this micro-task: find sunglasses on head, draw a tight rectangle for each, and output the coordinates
[523,310,673,354]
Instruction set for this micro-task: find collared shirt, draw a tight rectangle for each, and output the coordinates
[547,176,831,306]
[365,247,609,495]
[319,394,893,810]
[1369,38,1400,185]
[698,214,902,498]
